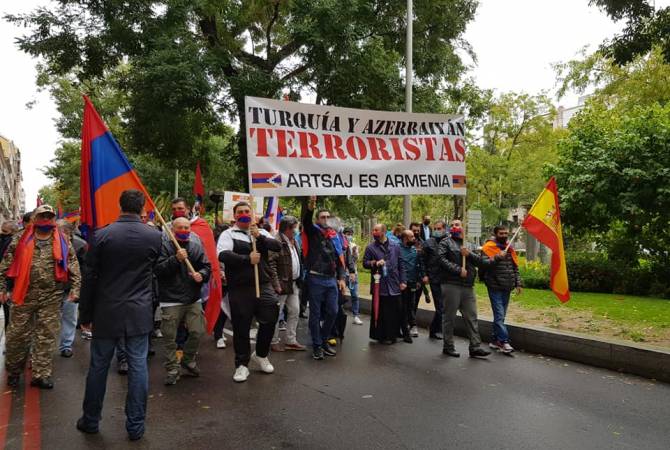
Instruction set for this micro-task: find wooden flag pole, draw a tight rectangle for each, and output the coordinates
[504,227,522,253]
[462,199,467,268]
[153,208,197,276]
[249,196,261,298]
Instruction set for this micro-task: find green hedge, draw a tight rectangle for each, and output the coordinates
[518,252,670,298]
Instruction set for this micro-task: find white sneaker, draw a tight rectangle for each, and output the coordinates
[502,342,514,353]
[249,328,258,340]
[251,352,275,374]
[410,326,419,337]
[353,316,363,325]
[233,365,250,382]
[153,329,163,338]
[216,337,226,349]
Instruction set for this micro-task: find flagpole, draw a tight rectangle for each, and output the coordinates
[504,227,522,253]
[174,169,179,198]
[153,208,197,276]
[462,200,467,268]
[249,196,261,298]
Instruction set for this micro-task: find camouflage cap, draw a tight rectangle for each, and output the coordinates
[34,204,56,217]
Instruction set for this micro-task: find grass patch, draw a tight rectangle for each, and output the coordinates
[473,284,670,330]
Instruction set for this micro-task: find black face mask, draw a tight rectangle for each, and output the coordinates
[496,236,508,244]
[423,220,430,226]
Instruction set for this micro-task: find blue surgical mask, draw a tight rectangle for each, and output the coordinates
[175,232,190,241]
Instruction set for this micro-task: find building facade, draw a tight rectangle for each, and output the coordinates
[0,134,25,222]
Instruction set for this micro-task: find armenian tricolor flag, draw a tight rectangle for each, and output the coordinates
[452,175,466,188]
[80,95,155,232]
[522,177,570,302]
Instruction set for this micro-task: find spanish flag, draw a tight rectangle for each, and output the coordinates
[522,177,570,302]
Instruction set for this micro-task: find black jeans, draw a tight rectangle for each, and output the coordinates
[229,283,279,367]
[429,282,444,335]
[213,309,227,340]
[400,288,414,337]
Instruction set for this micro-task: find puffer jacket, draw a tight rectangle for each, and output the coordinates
[422,234,447,283]
[437,237,493,287]
[481,238,521,291]
[155,235,211,305]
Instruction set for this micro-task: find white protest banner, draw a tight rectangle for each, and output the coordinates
[245,96,467,197]
[222,192,264,221]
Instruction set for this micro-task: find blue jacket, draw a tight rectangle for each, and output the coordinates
[79,214,163,338]
[363,239,406,296]
[399,243,424,285]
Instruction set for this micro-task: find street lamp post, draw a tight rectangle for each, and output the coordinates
[402,0,413,226]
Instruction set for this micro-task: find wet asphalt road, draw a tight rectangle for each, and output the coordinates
[2,314,669,450]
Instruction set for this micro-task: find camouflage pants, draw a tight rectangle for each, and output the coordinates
[5,296,61,378]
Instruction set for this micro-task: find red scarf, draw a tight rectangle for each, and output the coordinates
[5,226,69,305]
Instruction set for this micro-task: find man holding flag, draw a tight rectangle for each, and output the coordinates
[76,96,166,440]
[481,226,522,354]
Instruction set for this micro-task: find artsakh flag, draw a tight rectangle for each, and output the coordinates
[522,177,570,302]
[264,196,281,230]
[193,162,205,213]
[80,95,155,232]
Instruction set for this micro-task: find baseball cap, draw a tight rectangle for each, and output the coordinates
[34,204,56,217]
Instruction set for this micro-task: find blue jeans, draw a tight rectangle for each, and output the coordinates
[307,275,339,349]
[348,277,360,316]
[81,333,149,437]
[59,298,78,351]
[487,288,511,343]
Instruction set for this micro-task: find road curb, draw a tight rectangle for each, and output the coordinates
[347,296,670,383]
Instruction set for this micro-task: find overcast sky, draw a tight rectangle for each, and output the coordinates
[0,0,664,211]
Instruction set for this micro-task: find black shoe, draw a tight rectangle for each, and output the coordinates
[60,348,74,358]
[442,349,460,357]
[76,417,99,434]
[181,361,201,377]
[30,377,54,389]
[469,347,492,358]
[7,374,19,388]
[429,333,443,340]
[148,346,156,357]
[322,344,337,357]
[299,312,308,319]
[312,348,324,360]
[128,431,144,441]
[117,361,129,375]
[403,335,413,343]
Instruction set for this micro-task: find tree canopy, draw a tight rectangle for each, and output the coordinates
[7,0,480,185]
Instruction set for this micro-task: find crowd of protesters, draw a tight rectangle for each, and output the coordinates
[0,190,522,441]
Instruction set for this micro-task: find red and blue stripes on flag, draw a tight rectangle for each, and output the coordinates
[264,196,281,230]
[80,95,155,232]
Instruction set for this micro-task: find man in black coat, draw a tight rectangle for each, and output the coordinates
[156,217,211,385]
[76,189,163,441]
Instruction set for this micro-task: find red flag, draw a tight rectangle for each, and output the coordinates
[80,95,155,232]
[56,200,64,219]
[193,162,205,213]
[190,217,221,333]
